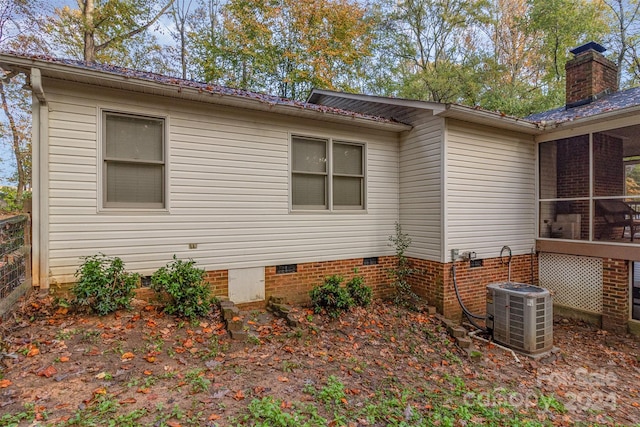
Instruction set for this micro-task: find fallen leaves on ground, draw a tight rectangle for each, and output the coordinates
[0,295,638,426]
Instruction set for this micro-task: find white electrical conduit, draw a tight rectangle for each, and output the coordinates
[468,329,521,364]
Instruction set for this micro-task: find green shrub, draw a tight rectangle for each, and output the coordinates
[151,255,213,320]
[346,274,372,307]
[309,275,353,318]
[0,187,30,213]
[72,254,139,315]
[388,222,419,307]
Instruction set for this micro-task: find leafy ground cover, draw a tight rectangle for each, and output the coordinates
[1,295,639,426]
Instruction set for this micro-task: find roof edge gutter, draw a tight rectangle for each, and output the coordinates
[437,104,544,135]
[0,55,408,132]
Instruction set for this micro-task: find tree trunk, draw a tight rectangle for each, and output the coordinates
[0,80,25,199]
[83,0,96,62]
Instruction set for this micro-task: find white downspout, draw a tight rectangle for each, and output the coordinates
[30,68,49,291]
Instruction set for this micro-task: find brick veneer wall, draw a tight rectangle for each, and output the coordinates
[556,135,590,239]
[593,133,624,197]
[263,256,395,305]
[408,254,538,321]
[204,270,228,298]
[565,49,618,106]
[602,258,629,333]
[557,135,590,199]
[407,258,445,313]
[594,133,625,240]
[554,133,624,241]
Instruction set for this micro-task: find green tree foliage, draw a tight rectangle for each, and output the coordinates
[391,0,490,103]
[191,0,376,99]
[0,1,47,198]
[474,0,608,116]
[47,0,173,68]
[603,0,640,87]
[0,75,31,200]
[384,0,615,115]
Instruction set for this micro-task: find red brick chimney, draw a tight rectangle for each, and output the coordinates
[565,42,618,108]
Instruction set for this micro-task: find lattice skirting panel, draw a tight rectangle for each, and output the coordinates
[539,253,603,314]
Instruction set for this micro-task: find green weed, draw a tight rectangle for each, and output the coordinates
[317,375,346,406]
[281,360,300,372]
[0,403,36,427]
[238,397,327,427]
[185,368,210,393]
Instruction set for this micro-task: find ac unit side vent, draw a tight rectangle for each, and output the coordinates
[486,282,553,355]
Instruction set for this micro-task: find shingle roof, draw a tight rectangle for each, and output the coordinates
[526,86,640,123]
[0,52,399,125]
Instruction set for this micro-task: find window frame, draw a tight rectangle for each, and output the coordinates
[289,134,366,212]
[99,109,169,212]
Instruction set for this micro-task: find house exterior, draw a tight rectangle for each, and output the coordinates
[1,43,639,333]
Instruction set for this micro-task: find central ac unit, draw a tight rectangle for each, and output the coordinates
[486,282,553,355]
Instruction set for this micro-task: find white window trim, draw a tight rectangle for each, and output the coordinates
[289,133,367,213]
[97,107,170,213]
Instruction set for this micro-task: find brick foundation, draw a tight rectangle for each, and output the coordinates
[409,254,538,321]
[204,270,229,298]
[45,253,636,333]
[264,257,395,305]
[201,257,396,307]
[49,257,395,308]
[601,258,629,333]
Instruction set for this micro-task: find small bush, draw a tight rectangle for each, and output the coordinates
[72,254,139,315]
[346,274,372,307]
[151,255,213,320]
[309,275,353,318]
[388,222,420,307]
[0,187,30,213]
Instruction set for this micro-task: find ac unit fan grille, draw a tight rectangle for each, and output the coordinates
[509,295,525,349]
[535,297,548,350]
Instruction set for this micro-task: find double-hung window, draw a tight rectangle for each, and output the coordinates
[103,112,165,209]
[291,135,365,211]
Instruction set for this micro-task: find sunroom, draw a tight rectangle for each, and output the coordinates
[538,122,640,245]
[536,117,640,328]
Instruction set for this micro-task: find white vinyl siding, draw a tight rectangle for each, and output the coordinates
[399,111,443,261]
[445,119,536,258]
[43,80,399,284]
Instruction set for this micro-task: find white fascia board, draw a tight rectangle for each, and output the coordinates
[436,104,543,135]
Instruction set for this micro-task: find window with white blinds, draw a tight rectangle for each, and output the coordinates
[103,112,165,208]
[291,136,364,211]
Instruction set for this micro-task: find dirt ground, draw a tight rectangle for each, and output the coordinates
[1,294,639,426]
